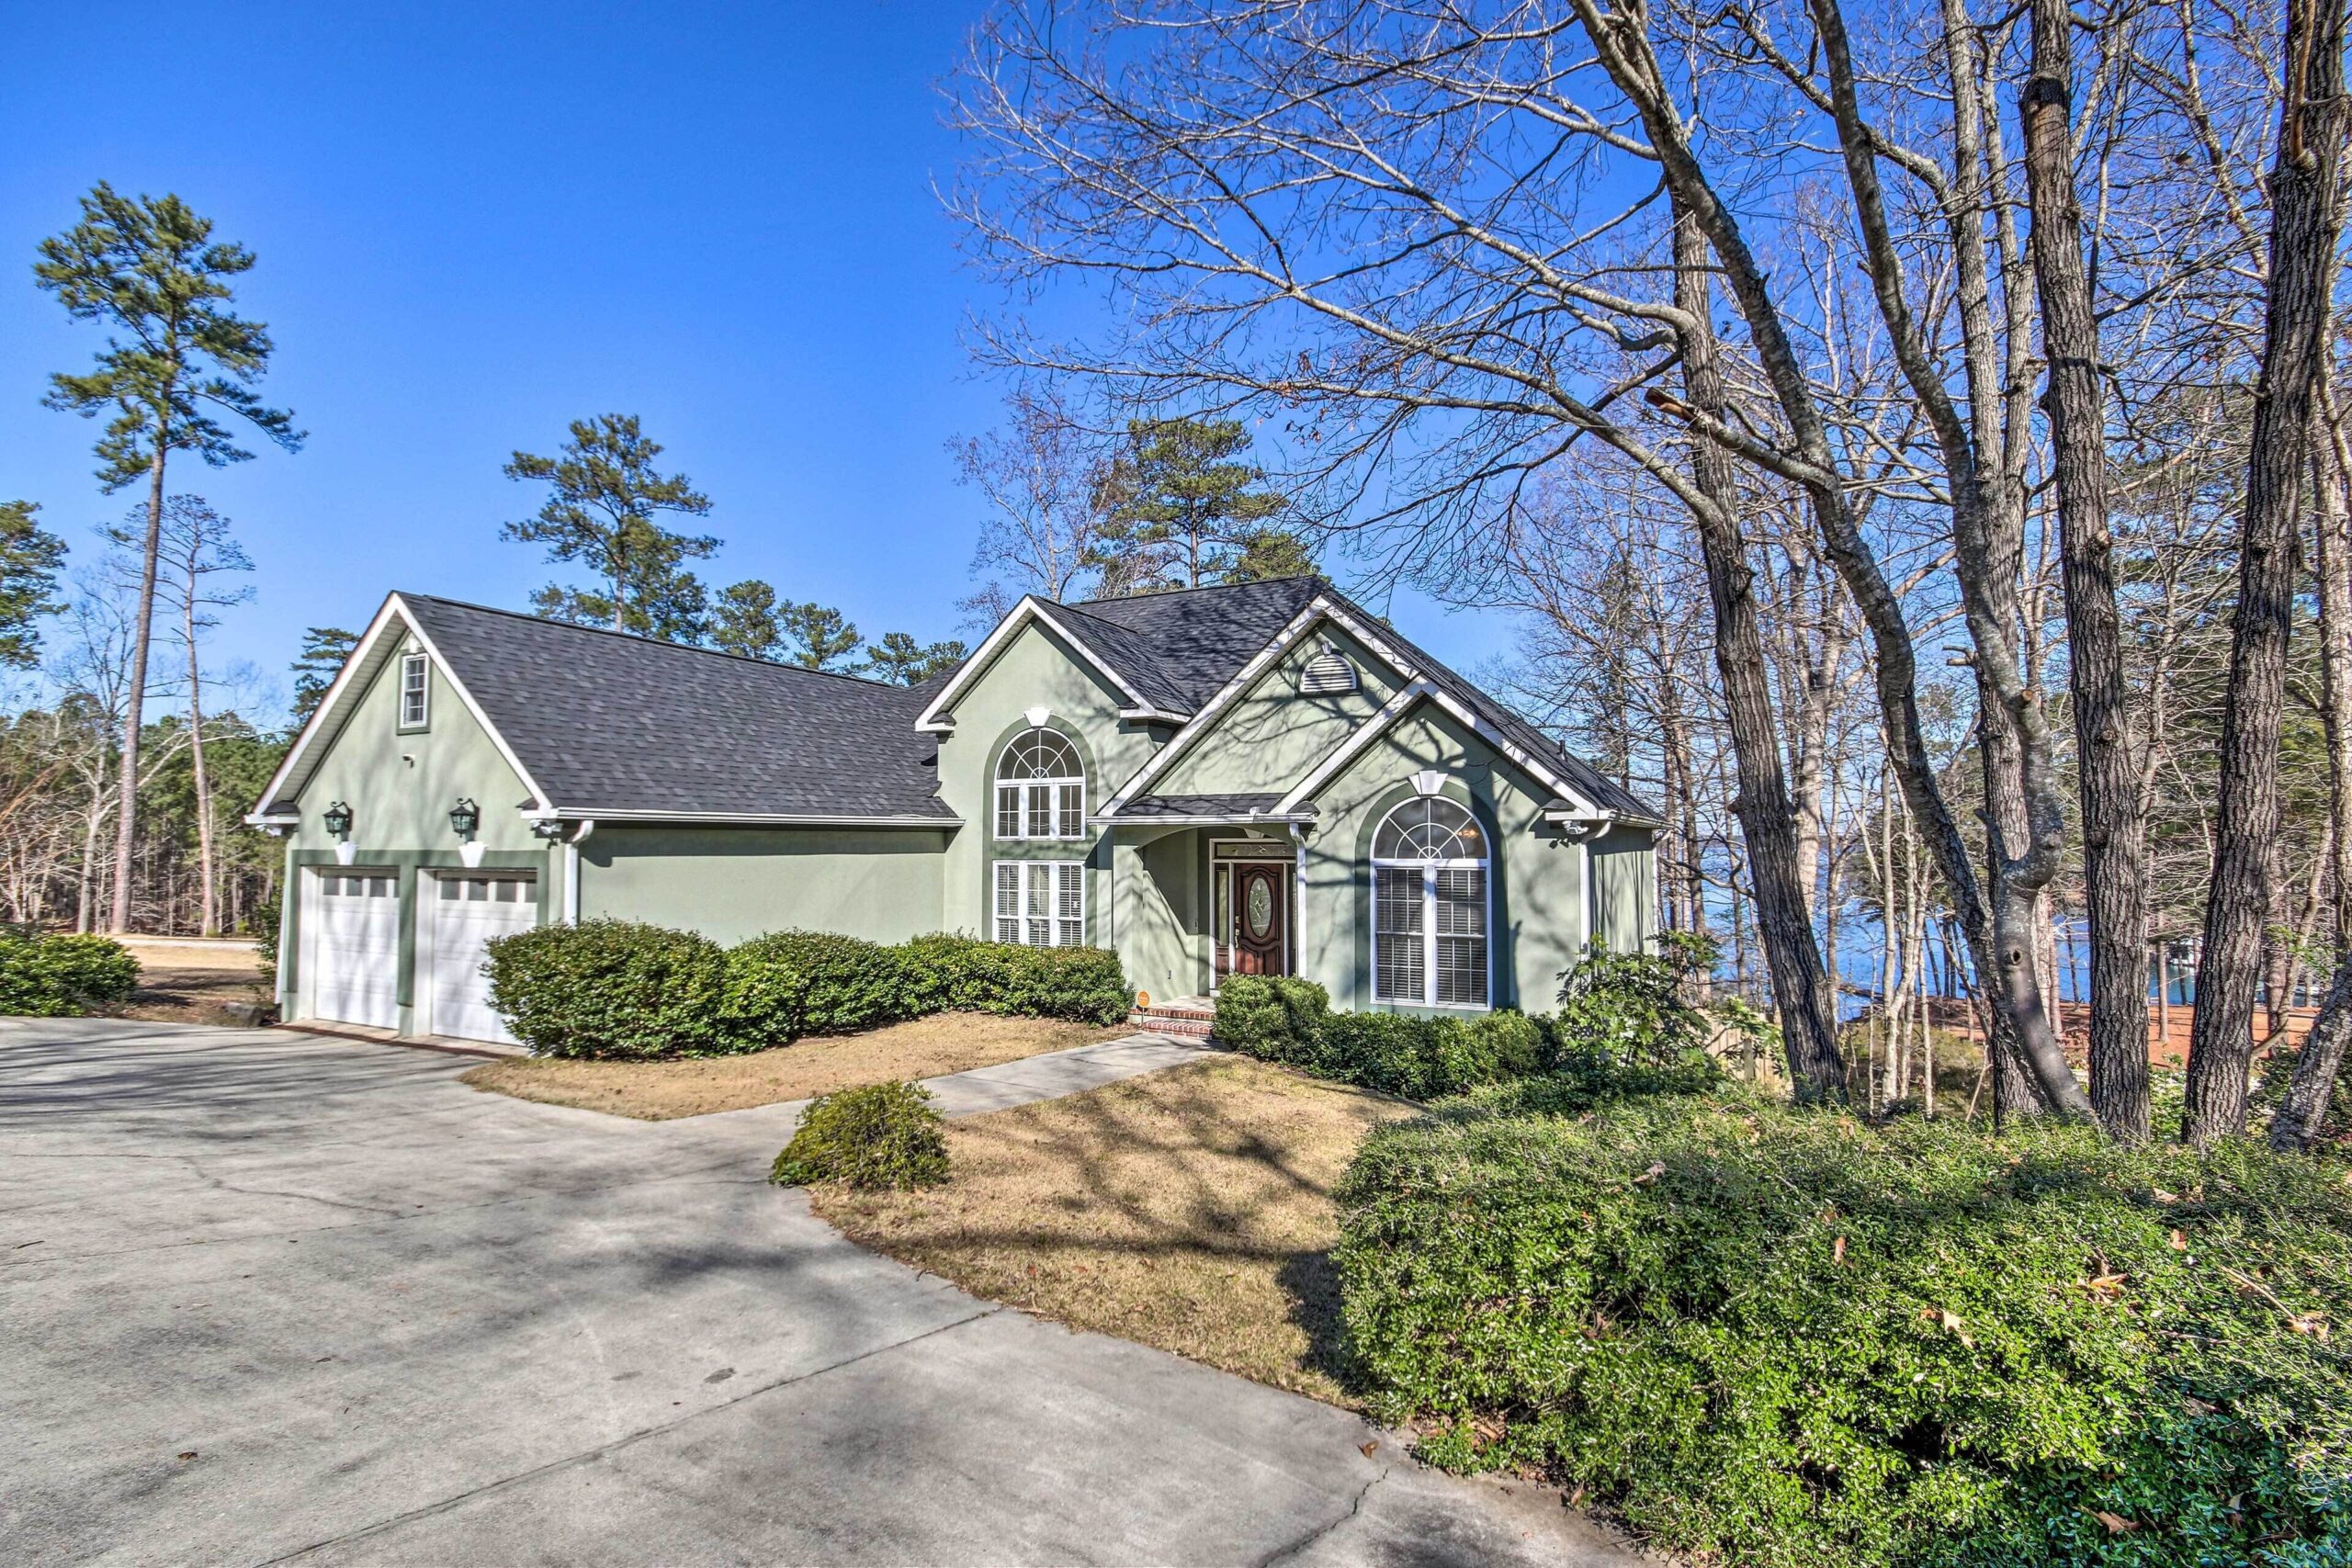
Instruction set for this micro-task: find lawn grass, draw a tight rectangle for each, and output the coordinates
[810,1055,1419,1405]
[458,1011,1127,1120]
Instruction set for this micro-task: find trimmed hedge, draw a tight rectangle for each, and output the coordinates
[1212,974,1544,1100]
[897,932,1129,1024]
[726,930,910,1047]
[485,920,1129,1058]
[484,919,732,1059]
[0,932,141,1016]
[770,1080,950,1190]
[1337,1095,2352,1568]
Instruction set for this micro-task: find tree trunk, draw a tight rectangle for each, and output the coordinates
[1670,206,1847,1099]
[2271,412,2352,1152]
[185,575,219,938]
[2020,0,2152,1139]
[2189,0,2350,1145]
[110,443,167,934]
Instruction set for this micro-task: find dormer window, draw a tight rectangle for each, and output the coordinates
[1298,638,1358,695]
[398,651,430,730]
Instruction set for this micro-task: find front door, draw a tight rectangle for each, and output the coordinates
[1230,861,1289,976]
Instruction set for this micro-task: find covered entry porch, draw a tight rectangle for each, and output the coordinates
[1103,803,1308,1010]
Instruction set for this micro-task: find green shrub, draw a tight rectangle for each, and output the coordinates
[1553,931,1716,1071]
[897,932,1128,1024]
[0,932,141,1016]
[252,888,282,991]
[1337,1096,2352,1568]
[770,1080,950,1190]
[1214,975,1329,1060]
[484,919,731,1059]
[725,930,908,1048]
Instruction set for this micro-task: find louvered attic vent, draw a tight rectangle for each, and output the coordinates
[1297,640,1359,695]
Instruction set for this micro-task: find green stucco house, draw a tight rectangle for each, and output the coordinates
[248,576,1659,1045]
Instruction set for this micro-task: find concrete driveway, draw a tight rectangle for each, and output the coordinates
[2,1020,1636,1567]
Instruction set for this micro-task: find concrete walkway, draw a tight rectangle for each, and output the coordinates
[1,1018,1641,1567]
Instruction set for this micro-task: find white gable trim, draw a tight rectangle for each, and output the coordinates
[246,594,556,825]
[1270,680,1610,819]
[1097,596,1422,818]
[914,597,1188,732]
[1271,679,1439,816]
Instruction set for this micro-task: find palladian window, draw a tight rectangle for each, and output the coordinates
[1372,796,1488,1008]
[995,728,1084,840]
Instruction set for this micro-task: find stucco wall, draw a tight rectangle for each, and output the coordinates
[1154,618,1398,797]
[577,825,949,946]
[273,635,553,1026]
[933,618,1167,950]
[1296,701,1605,1013]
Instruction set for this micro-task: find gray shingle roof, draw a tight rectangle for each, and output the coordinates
[399,594,955,821]
[1058,577,1657,821]
[1119,792,1286,818]
[1062,577,1324,711]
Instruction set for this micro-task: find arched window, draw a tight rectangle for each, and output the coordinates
[1372,796,1488,1007]
[996,728,1085,840]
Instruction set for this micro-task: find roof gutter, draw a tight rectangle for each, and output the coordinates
[517,807,963,828]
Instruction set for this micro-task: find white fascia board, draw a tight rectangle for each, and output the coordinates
[1088,812,1315,827]
[1271,679,1439,815]
[1098,597,1424,818]
[252,594,560,821]
[520,807,963,828]
[914,597,1183,731]
[1272,679,1607,819]
[249,595,405,819]
[1544,806,1666,831]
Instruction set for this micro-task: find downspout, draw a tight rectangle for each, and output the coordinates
[566,818,597,926]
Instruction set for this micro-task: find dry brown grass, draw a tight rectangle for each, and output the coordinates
[811,1055,1419,1405]
[458,1012,1126,1120]
[121,966,272,1025]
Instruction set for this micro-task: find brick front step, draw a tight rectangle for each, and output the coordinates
[1128,1009,1216,1039]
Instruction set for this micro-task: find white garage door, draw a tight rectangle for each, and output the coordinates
[423,874,537,1044]
[309,871,401,1030]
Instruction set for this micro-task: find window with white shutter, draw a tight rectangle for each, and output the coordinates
[994,728,1086,840]
[1370,797,1489,1008]
[994,861,1084,947]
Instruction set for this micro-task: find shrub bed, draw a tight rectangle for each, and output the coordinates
[1213,974,1545,1100]
[485,919,733,1059]
[771,1080,949,1190]
[725,930,910,1047]
[898,932,1129,1024]
[0,932,141,1016]
[486,921,1129,1058]
[1336,1095,2352,1567]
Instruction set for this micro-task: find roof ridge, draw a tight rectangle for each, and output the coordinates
[396,591,916,694]
[1063,572,1326,609]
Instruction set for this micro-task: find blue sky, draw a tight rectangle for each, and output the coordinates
[1,1,1503,718]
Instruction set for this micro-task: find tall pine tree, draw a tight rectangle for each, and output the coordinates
[502,414,716,640]
[38,183,301,932]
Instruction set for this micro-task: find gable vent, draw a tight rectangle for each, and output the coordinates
[1297,640,1359,696]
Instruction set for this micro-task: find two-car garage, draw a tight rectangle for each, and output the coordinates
[298,867,537,1044]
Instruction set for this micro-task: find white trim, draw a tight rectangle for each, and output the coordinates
[994,728,1087,841]
[992,858,1086,948]
[518,807,960,828]
[1097,597,1424,818]
[1272,680,1438,816]
[1210,837,1297,987]
[1369,855,1493,1012]
[398,650,430,729]
[1091,812,1316,827]
[252,595,557,820]
[914,597,1188,732]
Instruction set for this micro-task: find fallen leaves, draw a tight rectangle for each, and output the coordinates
[1921,1306,1976,1348]
[2086,1509,2139,1535]
[2169,1229,2188,1251]
[1633,1162,1666,1187]
[1833,1235,1847,1265]
[2073,1271,2130,1300]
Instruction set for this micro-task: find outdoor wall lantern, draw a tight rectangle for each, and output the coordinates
[322,801,356,864]
[451,797,486,866]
